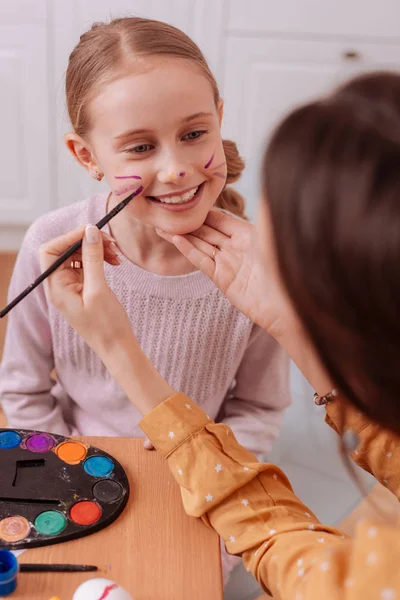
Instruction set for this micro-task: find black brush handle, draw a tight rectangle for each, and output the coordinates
[0,186,143,319]
[20,564,98,572]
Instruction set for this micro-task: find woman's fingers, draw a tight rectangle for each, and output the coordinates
[81,226,107,293]
[143,437,155,450]
[204,209,247,236]
[190,223,230,249]
[172,235,216,279]
[39,226,86,272]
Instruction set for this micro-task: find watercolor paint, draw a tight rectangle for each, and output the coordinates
[26,433,57,453]
[56,441,87,465]
[0,431,21,450]
[0,428,129,550]
[84,456,114,478]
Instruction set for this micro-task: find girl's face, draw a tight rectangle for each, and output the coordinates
[71,57,227,235]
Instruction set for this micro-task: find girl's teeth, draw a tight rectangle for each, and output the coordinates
[157,186,199,204]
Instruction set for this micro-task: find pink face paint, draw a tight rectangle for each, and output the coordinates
[115,183,142,196]
[212,161,226,171]
[114,175,142,180]
[214,172,226,179]
[179,171,185,177]
[204,152,215,169]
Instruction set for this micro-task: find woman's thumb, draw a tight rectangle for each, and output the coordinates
[82,225,106,291]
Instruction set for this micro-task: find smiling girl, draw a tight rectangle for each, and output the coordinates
[0,17,290,583]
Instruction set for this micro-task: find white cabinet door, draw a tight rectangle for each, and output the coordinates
[222,37,400,219]
[0,1,50,235]
[226,0,400,39]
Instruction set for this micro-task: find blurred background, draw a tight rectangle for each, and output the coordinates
[1,1,400,598]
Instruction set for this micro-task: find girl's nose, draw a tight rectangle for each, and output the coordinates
[158,163,192,184]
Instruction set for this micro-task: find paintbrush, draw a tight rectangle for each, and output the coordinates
[19,564,98,572]
[0,186,143,319]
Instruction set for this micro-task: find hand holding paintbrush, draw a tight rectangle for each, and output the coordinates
[0,186,143,319]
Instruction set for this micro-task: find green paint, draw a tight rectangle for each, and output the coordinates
[34,511,67,536]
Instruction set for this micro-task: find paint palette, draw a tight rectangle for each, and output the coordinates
[0,429,129,549]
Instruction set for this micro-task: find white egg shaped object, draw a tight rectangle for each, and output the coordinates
[73,578,133,600]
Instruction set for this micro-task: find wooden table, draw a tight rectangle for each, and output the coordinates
[13,437,223,600]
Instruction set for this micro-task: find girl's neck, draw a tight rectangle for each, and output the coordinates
[107,194,197,276]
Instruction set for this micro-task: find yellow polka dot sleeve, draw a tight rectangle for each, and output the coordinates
[326,400,400,499]
[140,393,400,599]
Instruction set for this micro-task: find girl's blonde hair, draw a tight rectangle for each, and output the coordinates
[66,17,246,219]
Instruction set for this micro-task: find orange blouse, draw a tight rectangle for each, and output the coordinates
[140,393,400,599]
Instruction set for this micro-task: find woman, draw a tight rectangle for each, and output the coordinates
[39,72,400,598]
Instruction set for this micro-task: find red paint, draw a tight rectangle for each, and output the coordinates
[97,584,118,600]
[70,501,102,526]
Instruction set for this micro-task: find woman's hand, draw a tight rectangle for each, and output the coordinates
[157,209,287,336]
[39,226,133,361]
[39,225,174,419]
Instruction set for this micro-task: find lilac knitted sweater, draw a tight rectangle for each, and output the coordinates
[0,193,290,457]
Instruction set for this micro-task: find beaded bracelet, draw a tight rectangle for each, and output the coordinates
[313,388,340,406]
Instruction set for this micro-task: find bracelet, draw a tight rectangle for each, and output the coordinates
[313,388,340,406]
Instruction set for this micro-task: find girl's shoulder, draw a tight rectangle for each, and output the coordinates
[23,193,109,250]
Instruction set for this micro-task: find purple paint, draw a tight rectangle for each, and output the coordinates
[115,183,141,197]
[204,152,215,169]
[214,172,226,179]
[26,433,57,453]
[114,175,142,180]
[179,171,185,177]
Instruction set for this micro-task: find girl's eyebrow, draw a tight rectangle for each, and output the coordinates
[114,112,214,140]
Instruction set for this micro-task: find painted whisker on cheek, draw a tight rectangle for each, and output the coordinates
[114,175,142,180]
[204,151,215,169]
[115,183,142,196]
[212,161,226,171]
[213,172,227,180]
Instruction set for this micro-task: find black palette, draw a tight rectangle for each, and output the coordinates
[0,429,129,549]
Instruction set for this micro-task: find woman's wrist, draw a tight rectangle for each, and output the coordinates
[101,334,174,415]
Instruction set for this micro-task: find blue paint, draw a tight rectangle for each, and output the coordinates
[0,550,18,596]
[84,456,114,478]
[0,431,22,450]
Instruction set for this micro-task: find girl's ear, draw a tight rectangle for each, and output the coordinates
[64,132,100,175]
[218,98,224,126]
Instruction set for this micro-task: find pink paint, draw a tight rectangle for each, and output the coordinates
[115,183,141,197]
[214,172,226,179]
[97,584,118,600]
[114,175,142,180]
[204,152,215,169]
[179,171,185,177]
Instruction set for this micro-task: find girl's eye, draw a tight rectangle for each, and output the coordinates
[127,144,153,154]
[183,130,207,141]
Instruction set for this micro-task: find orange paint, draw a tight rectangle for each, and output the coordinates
[56,441,87,465]
[70,501,102,526]
[0,516,30,542]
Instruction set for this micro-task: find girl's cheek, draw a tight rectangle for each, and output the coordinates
[112,171,144,197]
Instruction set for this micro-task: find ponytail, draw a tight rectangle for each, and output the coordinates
[215,139,247,220]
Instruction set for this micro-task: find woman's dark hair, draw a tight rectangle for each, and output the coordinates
[262,71,400,435]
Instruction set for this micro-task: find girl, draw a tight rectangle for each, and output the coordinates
[0,17,289,584]
[40,71,400,599]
